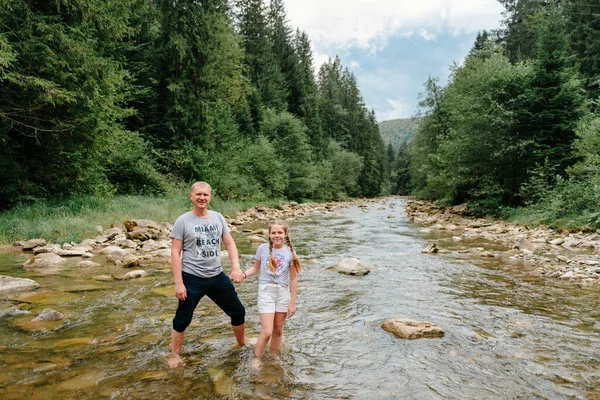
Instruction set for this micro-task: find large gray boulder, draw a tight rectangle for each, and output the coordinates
[327,258,371,276]
[0,275,40,295]
[381,319,445,340]
[23,253,66,268]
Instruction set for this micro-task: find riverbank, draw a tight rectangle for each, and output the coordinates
[4,195,600,286]
[0,191,287,245]
[1,200,351,280]
[406,198,600,285]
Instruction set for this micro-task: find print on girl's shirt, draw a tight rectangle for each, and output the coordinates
[274,253,285,269]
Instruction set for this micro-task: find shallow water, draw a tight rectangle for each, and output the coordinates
[0,199,599,399]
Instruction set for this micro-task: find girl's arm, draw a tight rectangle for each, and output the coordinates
[288,266,297,318]
[242,259,261,280]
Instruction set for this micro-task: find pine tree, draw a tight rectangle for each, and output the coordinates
[498,0,546,61]
[0,0,140,206]
[236,0,288,111]
[519,6,587,175]
[565,0,600,99]
[294,29,323,153]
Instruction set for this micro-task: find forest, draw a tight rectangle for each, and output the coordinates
[391,0,600,229]
[4,0,600,231]
[0,0,388,210]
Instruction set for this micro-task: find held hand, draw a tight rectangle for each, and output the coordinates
[230,269,244,284]
[175,282,187,301]
[287,303,296,319]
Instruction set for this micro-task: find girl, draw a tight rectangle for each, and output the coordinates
[242,220,301,358]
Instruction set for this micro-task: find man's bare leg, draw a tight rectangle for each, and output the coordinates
[167,329,185,368]
[232,323,247,346]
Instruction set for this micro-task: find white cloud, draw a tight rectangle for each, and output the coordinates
[312,52,331,73]
[377,99,414,121]
[418,29,436,41]
[349,60,361,70]
[284,0,503,53]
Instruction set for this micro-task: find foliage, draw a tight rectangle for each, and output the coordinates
[404,4,590,219]
[378,117,420,149]
[0,0,388,211]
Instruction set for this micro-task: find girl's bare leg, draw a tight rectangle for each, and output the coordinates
[270,312,287,353]
[255,313,275,358]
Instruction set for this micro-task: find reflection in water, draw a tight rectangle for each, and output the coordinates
[0,200,599,399]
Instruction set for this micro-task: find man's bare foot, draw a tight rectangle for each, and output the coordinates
[167,353,184,368]
[237,336,256,346]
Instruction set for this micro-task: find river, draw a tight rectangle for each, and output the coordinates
[0,199,599,399]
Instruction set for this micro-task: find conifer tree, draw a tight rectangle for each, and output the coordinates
[236,0,288,111]
[293,29,323,153]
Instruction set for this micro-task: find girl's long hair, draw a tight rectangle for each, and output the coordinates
[268,220,301,274]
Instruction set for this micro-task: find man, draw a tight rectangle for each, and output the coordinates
[168,181,246,368]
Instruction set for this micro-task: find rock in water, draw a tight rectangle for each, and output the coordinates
[381,319,445,339]
[326,258,371,276]
[421,243,438,254]
[22,253,66,268]
[0,275,40,295]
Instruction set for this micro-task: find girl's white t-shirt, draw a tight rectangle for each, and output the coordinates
[254,243,293,286]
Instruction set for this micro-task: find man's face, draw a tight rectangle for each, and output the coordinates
[190,185,211,211]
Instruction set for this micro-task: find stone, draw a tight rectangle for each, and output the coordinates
[135,219,160,229]
[141,239,169,252]
[421,243,438,254]
[32,244,61,254]
[104,227,123,240]
[23,253,66,268]
[326,258,371,276]
[99,245,123,255]
[0,275,40,295]
[559,271,574,279]
[248,235,268,244]
[451,204,468,214]
[123,270,147,279]
[514,237,534,251]
[107,248,133,262]
[54,248,90,257]
[113,239,137,249]
[32,308,65,322]
[149,249,171,259]
[93,274,114,281]
[19,238,47,250]
[381,319,445,339]
[122,254,140,268]
[0,305,30,318]
[77,261,101,268]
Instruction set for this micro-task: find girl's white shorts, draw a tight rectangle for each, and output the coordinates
[257,283,290,313]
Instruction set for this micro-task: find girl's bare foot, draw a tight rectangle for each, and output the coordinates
[251,357,262,370]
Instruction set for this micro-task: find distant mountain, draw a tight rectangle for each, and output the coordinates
[378,117,420,149]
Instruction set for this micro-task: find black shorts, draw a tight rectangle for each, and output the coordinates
[172,271,245,332]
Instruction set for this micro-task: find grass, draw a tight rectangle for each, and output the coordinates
[501,204,597,232]
[0,188,287,245]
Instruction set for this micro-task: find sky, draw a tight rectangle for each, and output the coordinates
[283,0,506,122]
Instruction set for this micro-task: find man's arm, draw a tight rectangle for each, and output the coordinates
[223,232,244,283]
[171,238,186,300]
